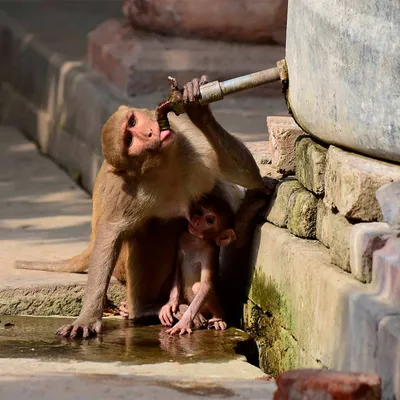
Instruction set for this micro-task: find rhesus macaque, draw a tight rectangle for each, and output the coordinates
[16,76,267,339]
[159,195,236,335]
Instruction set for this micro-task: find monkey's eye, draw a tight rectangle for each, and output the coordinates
[124,134,133,147]
[205,216,215,225]
[128,115,136,127]
[194,208,203,216]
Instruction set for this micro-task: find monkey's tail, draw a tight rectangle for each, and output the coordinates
[15,247,91,273]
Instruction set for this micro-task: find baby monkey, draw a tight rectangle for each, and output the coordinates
[159,194,237,335]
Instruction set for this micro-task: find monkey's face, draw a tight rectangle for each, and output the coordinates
[188,203,237,246]
[101,106,173,171]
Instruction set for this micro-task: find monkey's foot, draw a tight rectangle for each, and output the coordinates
[207,317,227,331]
[173,304,207,329]
[56,318,103,339]
[166,318,193,335]
[118,301,129,319]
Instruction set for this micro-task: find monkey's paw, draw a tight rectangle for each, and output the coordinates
[119,301,129,319]
[159,301,179,327]
[56,318,103,339]
[166,319,193,335]
[207,318,227,331]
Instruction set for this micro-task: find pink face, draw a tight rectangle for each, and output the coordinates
[120,108,173,157]
[188,204,218,238]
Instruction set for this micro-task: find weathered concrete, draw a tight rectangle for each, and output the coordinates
[249,222,400,398]
[350,223,392,283]
[286,0,400,163]
[316,200,353,272]
[286,186,318,239]
[265,178,302,228]
[377,316,400,399]
[376,182,400,230]
[295,136,327,196]
[372,234,400,304]
[247,222,367,375]
[347,291,400,400]
[324,146,400,221]
[267,116,304,175]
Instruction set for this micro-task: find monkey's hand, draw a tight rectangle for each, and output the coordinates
[119,301,129,319]
[56,317,103,339]
[159,300,179,327]
[207,317,228,331]
[166,317,194,335]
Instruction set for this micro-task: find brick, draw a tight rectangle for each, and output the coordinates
[324,146,400,221]
[316,200,353,272]
[372,234,400,303]
[265,178,303,228]
[295,136,327,196]
[350,223,392,283]
[287,185,318,239]
[88,19,136,90]
[274,369,381,400]
[267,116,304,175]
[376,182,400,229]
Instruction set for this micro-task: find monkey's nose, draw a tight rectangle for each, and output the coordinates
[148,131,152,138]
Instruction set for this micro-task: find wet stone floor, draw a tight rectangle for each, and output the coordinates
[0,316,250,365]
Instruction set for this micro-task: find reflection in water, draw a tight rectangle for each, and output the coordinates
[0,316,249,365]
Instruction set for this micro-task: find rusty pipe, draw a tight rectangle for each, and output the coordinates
[156,59,288,130]
[199,64,281,104]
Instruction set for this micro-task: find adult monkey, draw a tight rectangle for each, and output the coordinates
[17,76,267,339]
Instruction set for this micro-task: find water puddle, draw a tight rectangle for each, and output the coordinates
[0,316,249,365]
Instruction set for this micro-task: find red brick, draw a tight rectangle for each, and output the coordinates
[88,19,135,89]
[274,369,381,400]
[267,116,304,175]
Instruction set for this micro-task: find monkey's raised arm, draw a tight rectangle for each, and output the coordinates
[183,78,264,190]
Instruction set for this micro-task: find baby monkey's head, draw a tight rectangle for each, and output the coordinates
[188,195,237,247]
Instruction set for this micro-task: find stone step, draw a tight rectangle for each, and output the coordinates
[248,222,400,399]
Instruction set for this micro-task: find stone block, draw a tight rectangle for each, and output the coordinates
[88,19,136,90]
[265,178,303,228]
[324,146,400,221]
[350,223,392,283]
[295,136,327,196]
[376,182,400,229]
[377,316,400,399]
[249,223,367,374]
[267,116,304,175]
[316,201,353,272]
[372,234,400,303]
[287,187,318,239]
[274,369,381,400]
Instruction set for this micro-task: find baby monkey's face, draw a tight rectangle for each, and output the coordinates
[187,199,237,246]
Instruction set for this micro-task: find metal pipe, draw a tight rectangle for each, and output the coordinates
[199,65,281,105]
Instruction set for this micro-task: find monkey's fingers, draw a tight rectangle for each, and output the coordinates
[56,324,73,337]
[199,75,208,86]
[179,327,192,335]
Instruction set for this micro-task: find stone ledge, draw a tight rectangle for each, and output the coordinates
[246,222,400,399]
[0,282,125,316]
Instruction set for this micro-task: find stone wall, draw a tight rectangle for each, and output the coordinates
[245,116,400,399]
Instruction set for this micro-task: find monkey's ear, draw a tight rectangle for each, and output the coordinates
[216,229,237,247]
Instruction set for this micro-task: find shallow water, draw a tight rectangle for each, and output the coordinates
[0,316,249,364]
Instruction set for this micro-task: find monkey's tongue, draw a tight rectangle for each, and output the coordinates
[160,130,171,141]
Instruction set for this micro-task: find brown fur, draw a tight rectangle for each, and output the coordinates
[16,78,264,338]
